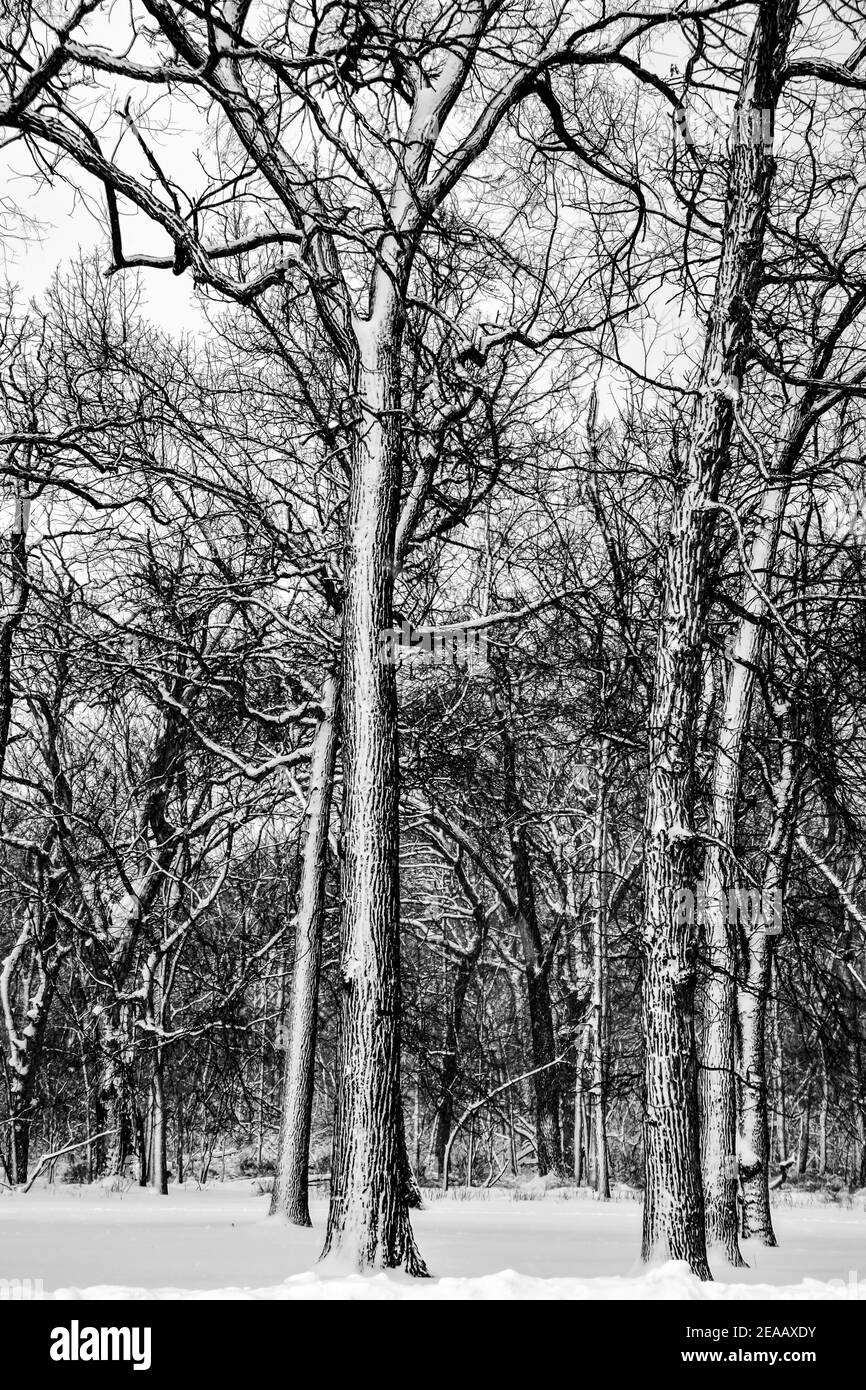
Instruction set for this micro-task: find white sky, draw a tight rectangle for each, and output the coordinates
[1,151,206,335]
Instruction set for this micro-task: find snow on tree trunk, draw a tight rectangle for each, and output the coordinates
[271,670,340,1226]
[591,746,610,1199]
[640,843,710,1275]
[95,1009,136,1180]
[737,922,777,1244]
[701,483,787,1265]
[641,0,797,1279]
[151,1048,168,1196]
[321,314,426,1274]
[2,909,56,1186]
[738,730,796,1243]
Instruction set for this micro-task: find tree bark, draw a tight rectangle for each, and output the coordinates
[738,922,776,1243]
[500,717,567,1178]
[151,1047,168,1195]
[591,746,611,1198]
[573,1025,590,1184]
[176,1088,184,1186]
[4,969,53,1184]
[701,483,788,1264]
[433,906,486,1183]
[738,730,797,1242]
[271,670,340,1225]
[770,967,787,1164]
[641,0,797,1278]
[0,497,29,789]
[94,1041,135,1180]
[321,313,426,1274]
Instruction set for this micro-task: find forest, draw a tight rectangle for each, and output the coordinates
[0,0,865,1292]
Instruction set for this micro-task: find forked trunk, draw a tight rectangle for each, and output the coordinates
[701,483,788,1265]
[641,0,797,1278]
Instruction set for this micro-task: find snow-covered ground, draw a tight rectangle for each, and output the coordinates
[1,1183,865,1299]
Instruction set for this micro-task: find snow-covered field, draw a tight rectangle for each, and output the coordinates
[2,1183,866,1299]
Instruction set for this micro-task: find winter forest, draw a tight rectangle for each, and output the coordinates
[0,0,865,1302]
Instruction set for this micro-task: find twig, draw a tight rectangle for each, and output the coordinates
[22,1129,119,1193]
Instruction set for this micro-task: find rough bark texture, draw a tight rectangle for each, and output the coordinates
[641,0,797,1278]
[94,1022,136,1179]
[699,245,854,1257]
[321,316,426,1273]
[3,920,55,1185]
[271,671,339,1225]
[701,484,787,1265]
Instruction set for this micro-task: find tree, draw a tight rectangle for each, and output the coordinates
[1,0,740,1269]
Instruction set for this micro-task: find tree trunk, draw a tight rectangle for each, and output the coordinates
[94,1021,134,1180]
[151,1048,168,1195]
[818,1045,829,1174]
[641,0,797,1278]
[2,901,57,1187]
[500,718,566,1178]
[176,1088,184,1186]
[0,498,29,789]
[321,315,426,1274]
[6,972,53,1186]
[434,945,482,1182]
[433,864,486,1184]
[573,1025,590,1183]
[739,730,797,1242]
[591,748,611,1199]
[9,1098,31,1186]
[737,925,777,1244]
[271,670,340,1225]
[640,876,710,1275]
[701,484,788,1264]
[797,1087,811,1176]
[770,971,787,1164]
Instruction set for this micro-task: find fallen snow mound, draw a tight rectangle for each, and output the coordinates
[51,1262,866,1301]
